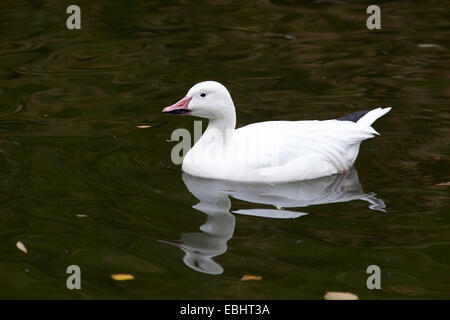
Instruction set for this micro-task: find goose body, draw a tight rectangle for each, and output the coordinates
[163,81,391,183]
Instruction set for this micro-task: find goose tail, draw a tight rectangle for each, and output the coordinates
[357,107,391,135]
[357,107,391,127]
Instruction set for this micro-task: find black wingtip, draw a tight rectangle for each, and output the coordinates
[337,110,370,123]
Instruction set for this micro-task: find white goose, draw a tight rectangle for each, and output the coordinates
[163,81,391,182]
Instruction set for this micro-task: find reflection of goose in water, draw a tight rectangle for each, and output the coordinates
[160,167,385,275]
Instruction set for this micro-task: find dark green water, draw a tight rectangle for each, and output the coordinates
[0,0,449,299]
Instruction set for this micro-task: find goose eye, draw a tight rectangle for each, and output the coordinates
[200,93,206,97]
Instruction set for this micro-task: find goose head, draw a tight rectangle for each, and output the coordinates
[163,81,235,121]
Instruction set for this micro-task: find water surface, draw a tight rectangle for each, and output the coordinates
[0,0,449,299]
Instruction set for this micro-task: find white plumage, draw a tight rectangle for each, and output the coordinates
[163,81,391,182]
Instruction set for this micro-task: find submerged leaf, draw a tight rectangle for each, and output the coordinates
[16,241,28,254]
[136,125,151,129]
[324,291,359,300]
[111,274,135,281]
[436,182,450,187]
[241,274,262,281]
[76,214,88,218]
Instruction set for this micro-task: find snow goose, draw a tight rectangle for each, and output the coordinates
[163,81,391,182]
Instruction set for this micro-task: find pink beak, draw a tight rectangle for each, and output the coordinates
[162,96,192,114]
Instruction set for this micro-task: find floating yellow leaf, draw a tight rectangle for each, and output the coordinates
[436,182,450,187]
[324,291,359,300]
[16,241,28,254]
[136,125,151,129]
[76,214,88,218]
[110,274,135,281]
[241,274,262,281]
